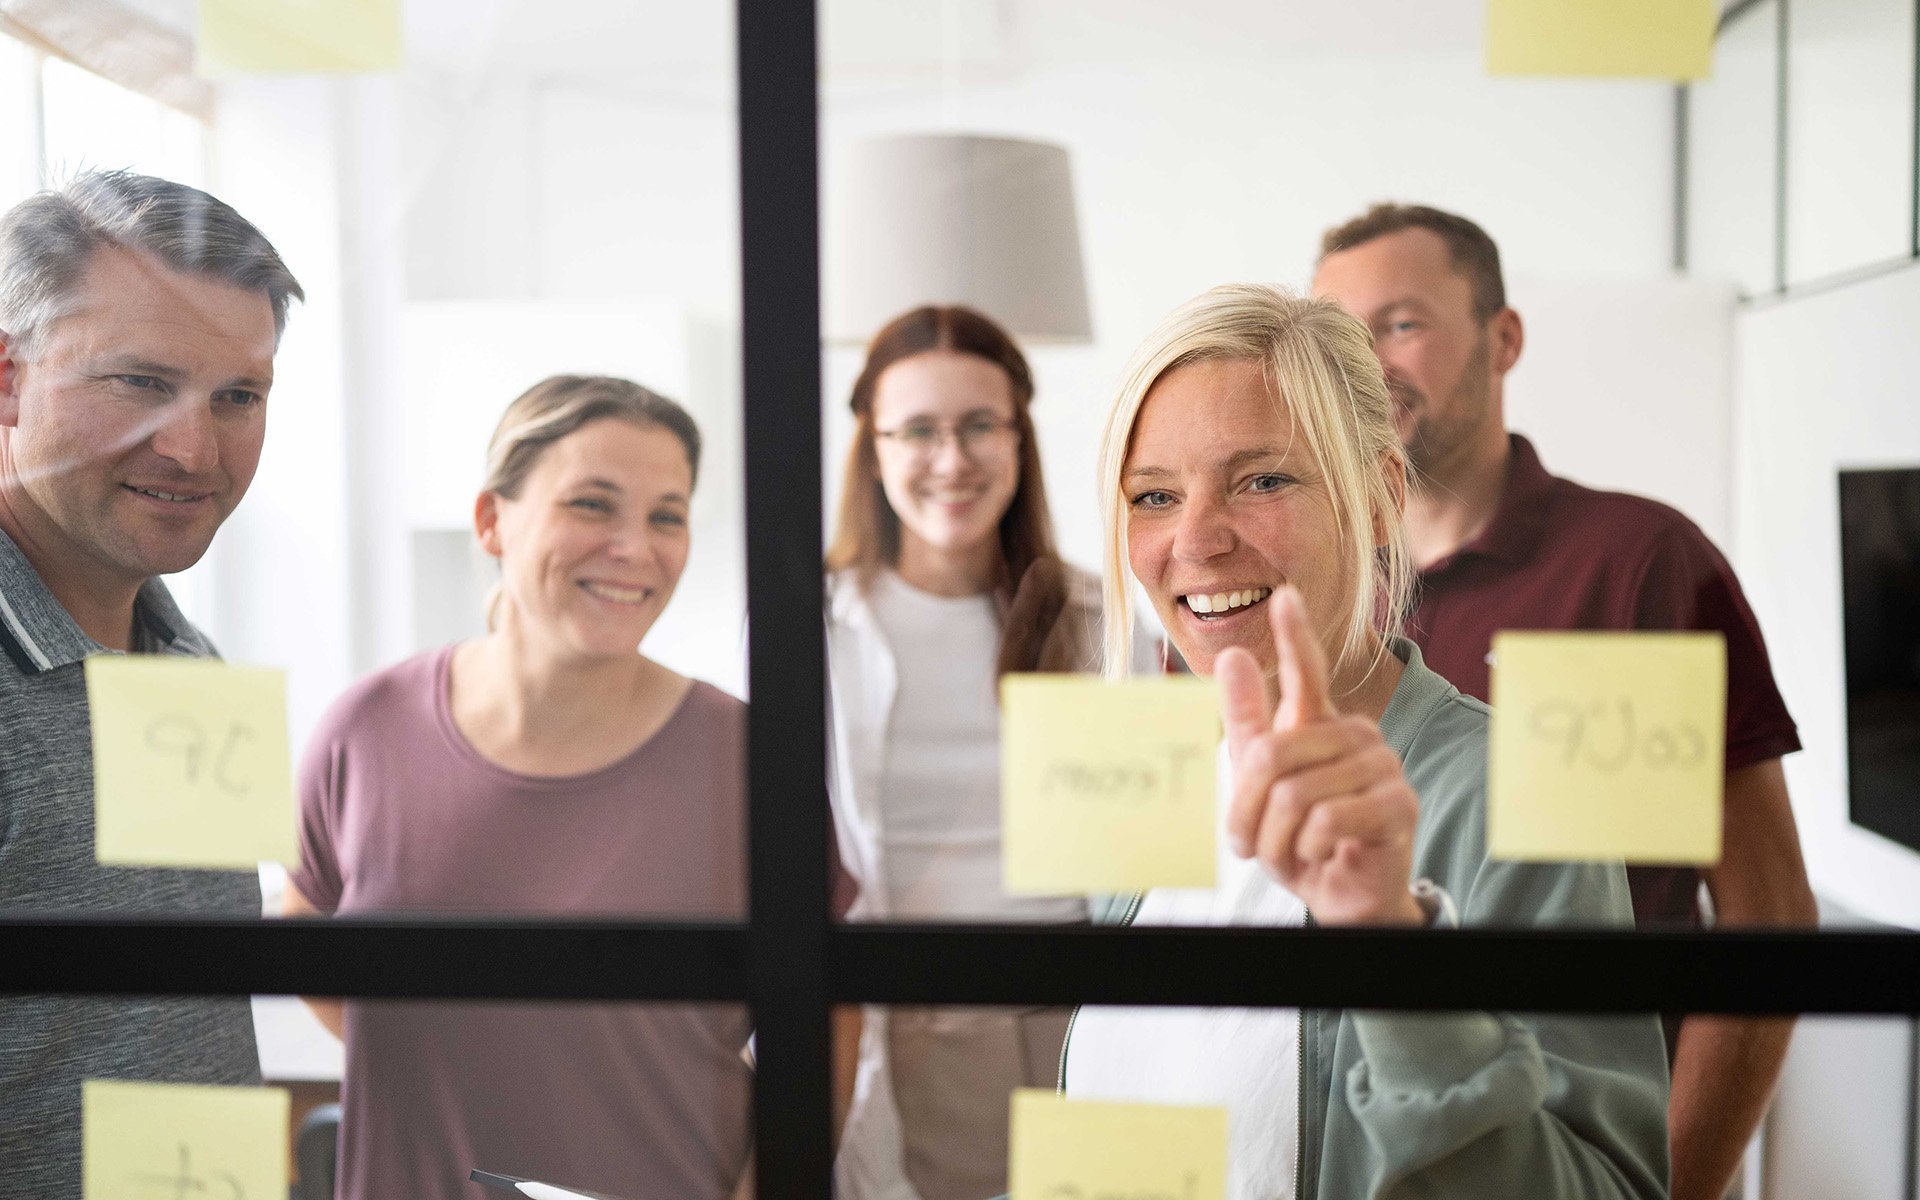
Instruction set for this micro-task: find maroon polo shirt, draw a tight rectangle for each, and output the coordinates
[1408,434,1801,929]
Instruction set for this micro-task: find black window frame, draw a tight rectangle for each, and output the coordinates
[4,3,1920,1195]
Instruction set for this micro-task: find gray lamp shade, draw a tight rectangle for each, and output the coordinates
[825,134,1093,345]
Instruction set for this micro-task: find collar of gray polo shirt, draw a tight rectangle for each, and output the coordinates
[0,526,214,673]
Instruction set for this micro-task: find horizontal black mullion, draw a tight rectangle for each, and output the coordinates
[6,920,1920,1014]
[0,918,748,1002]
[830,925,1920,1016]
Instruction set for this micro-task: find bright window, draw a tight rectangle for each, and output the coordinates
[0,35,37,206]
[39,54,207,191]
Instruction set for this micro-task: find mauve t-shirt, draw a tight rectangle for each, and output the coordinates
[290,646,750,1200]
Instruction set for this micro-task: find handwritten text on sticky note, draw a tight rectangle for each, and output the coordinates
[1001,675,1218,894]
[85,1080,289,1200]
[1009,1090,1227,1200]
[1486,0,1717,81]
[197,0,404,75]
[87,656,296,868]
[1489,632,1725,864]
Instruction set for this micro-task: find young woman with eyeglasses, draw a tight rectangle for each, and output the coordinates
[824,305,1151,1200]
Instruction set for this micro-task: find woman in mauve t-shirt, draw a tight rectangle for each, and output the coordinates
[284,375,752,1200]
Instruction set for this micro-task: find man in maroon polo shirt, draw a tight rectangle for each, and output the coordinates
[1312,203,1817,1200]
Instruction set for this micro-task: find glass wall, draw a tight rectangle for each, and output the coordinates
[0,5,748,1197]
[2,2,1918,1198]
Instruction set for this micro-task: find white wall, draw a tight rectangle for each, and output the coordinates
[397,71,747,696]
[1734,261,1920,929]
[207,3,1705,717]
[1504,279,1737,548]
[822,40,1696,574]
[202,78,362,749]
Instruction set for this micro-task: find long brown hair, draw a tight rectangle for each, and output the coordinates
[826,305,1084,674]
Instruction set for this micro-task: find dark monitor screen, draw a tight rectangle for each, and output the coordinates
[1839,467,1920,854]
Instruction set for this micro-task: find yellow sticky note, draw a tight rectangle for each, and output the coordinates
[1001,675,1218,894]
[84,1080,289,1200]
[1009,1090,1228,1200]
[1487,0,1717,81]
[1488,632,1725,864]
[86,656,297,869]
[197,0,404,75]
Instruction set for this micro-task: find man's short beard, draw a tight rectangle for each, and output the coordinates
[1402,337,1495,481]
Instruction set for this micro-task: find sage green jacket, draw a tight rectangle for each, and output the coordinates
[1065,641,1671,1200]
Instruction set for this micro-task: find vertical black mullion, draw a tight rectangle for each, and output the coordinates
[1776,0,1790,292]
[737,0,832,1195]
[1673,84,1690,273]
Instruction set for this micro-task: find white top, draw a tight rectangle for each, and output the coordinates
[867,570,1084,922]
[828,566,1142,1200]
[1065,744,1303,1200]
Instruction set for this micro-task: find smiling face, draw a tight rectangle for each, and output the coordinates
[1122,357,1353,679]
[1311,227,1500,476]
[870,349,1021,583]
[0,245,276,594]
[477,418,694,661]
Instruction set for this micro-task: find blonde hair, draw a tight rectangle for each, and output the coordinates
[481,374,701,630]
[1096,284,1412,681]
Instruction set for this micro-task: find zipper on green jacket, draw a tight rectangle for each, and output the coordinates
[1056,890,1146,1092]
[1294,904,1313,1199]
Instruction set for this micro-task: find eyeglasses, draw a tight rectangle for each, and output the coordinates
[873,415,1020,460]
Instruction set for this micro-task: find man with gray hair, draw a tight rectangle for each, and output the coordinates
[0,170,302,1195]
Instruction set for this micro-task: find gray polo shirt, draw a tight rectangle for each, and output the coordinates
[0,527,261,1198]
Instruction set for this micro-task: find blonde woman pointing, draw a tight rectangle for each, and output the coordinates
[1052,286,1669,1199]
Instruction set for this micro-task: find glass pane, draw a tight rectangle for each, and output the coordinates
[848,1005,1912,1200]
[817,5,1821,955]
[1784,0,1916,284]
[0,4,747,932]
[1686,1,1780,295]
[238,12,742,917]
[1,995,751,1200]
